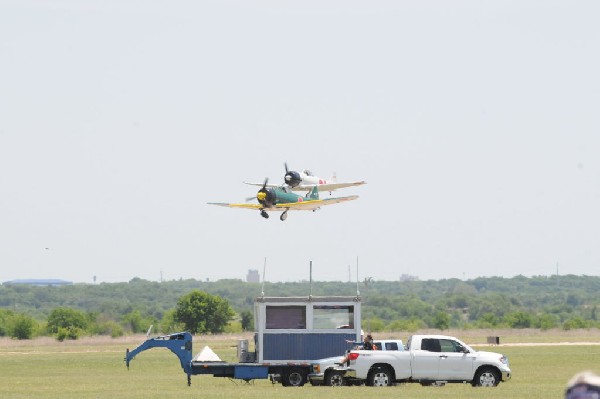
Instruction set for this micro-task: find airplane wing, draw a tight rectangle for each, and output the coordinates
[319,195,359,205]
[272,195,359,211]
[292,181,366,192]
[244,181,366,192]
[207,201,319,212]
[207,195,358,212]
[243,181,280,189]
[207,202,264,210]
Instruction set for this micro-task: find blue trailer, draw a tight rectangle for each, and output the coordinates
[125,295,362,386]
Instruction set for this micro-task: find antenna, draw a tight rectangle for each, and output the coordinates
[556,262,559,289]
[309,260,313,299]
[356,256,360,296]
[261,257,267,297]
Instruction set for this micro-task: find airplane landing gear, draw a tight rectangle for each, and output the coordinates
[280,211,288,221]
[260,210,269,219]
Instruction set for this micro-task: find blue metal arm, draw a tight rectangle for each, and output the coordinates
[125,332,193,375]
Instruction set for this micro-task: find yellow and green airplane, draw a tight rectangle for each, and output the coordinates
[208,179,359,221]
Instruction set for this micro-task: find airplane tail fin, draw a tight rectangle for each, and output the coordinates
[307,186,319,200]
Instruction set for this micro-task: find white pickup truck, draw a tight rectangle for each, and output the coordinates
[309,339,404,386]
[341,334,511,387]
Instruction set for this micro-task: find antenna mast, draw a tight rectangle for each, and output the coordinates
[556,262,559,289]
[309,260,313,299]
[261,257,266,297]
[356,256,360,296]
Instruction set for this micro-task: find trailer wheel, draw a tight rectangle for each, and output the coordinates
[324,370,346,386]
[282,368,306,387]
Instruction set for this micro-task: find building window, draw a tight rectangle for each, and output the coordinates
[265,306,306,329]
[313,305,354,329]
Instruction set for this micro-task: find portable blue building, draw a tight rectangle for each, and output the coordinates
[254,295,362,362]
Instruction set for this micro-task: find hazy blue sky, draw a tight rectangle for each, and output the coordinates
[1,0,598,284]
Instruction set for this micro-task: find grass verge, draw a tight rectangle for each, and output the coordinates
[1,331,599,399]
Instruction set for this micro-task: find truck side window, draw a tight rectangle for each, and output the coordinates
[422,338,441,352]
[439,339,463,353]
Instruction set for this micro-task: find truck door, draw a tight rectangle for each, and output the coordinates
[411,338,441,380]
[436,339,474,380]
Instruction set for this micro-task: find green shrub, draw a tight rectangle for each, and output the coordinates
[56,326,82,341]
[121,310,155,334]
[12,314,37,340]
[364,317,385,332]
[224,320,242,333]
[0,309,15,337]
[90,319,124,338]
[385,318,423,332]
[47,308,89,334]
[563,317,590,330]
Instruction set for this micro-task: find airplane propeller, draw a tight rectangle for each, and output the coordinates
[284,162,302,188]
[256,178,276,207]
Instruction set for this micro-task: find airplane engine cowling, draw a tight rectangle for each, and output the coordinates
[257,188,277,208]
[284,171,302,187]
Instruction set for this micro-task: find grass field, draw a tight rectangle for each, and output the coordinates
[2,330,599,399]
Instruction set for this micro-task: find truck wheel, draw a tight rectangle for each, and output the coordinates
[282,368,306,387]
[473,367,500,387]
[325,370,345,386]
[367,366,393,387]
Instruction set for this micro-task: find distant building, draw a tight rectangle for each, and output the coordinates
[3,279,73,287]
[246,269,260,283]
[399,274,419,282]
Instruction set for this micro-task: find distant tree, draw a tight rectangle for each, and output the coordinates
[385,318,423,332]
[365,317,385,333]
[0,309,15,337]
[160,309,183,334]
[122,310,155,334]
[563,316,590,330]
[224,320,243,333]
[240,310,254,331]
[477,312,499,327]
[535,313,559,330]
[566,293,582,306]
[4,275,600,338]
[56,326,81,341]
[47,308,89,335]
[433,311,450,330]
[174,290,235,334]
[504,311,533,328]
[12,314,37,340]
[89,314,124,338]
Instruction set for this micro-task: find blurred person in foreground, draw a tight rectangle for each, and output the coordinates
[565,371,600,399]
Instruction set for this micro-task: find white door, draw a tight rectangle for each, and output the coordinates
[411,338,442,380]
[436,339,474,380]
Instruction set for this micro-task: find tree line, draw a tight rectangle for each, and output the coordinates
[1,274,599,339]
